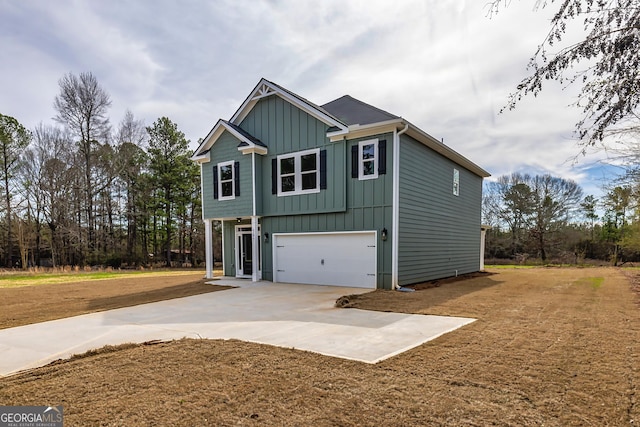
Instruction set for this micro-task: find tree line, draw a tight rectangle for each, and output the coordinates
[483,172,640,265]
[3,68,638,269]
[0,71,212,269]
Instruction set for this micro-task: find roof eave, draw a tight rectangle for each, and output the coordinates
[403,122,491,178]
[328,118,490,178]
[192,120,266,159]
[328,119,404,142]
[191,151,211,164]
[238,145,268,155]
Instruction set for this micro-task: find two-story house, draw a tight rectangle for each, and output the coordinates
[192,79,490,289]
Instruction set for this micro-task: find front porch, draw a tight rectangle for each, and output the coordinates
[204,216,262,282]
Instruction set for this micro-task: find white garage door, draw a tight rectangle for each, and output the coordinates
[273,232,376,288]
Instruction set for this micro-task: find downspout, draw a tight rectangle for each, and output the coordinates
[392,123,409,289]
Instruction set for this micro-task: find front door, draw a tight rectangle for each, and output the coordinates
[235,226,261,278]
[241,233,252,275]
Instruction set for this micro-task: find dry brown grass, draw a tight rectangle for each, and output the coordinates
[0,267,639,426]
[0,271,230,329]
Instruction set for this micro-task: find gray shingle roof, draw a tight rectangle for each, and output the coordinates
[262,79,347,127]
[222,120,267,148]
[321,95,400,126]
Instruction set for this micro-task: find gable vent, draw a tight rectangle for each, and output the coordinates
[253,84,276,100]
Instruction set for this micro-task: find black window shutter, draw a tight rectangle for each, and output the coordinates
[212,165,218,199]
[234,161,240,196]
[319,149,327,189]
[378,139,387,175]
[351,145,358,178]
[271,158,277,194]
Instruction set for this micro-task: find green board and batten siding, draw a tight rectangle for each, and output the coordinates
[201,91,484,289]
[397,134,483,286]
[240,96,347,217]
[255,119,395,289]
[201,130,253,219]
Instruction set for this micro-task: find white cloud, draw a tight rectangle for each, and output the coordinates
[0,0,624,198]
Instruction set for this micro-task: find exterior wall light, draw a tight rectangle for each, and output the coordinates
[264,232,269,243]
[381,228,388,241]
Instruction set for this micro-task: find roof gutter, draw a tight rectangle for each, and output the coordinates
[391,122,409,290]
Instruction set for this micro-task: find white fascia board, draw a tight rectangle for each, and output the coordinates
[326,128,349,139]
[328,119,404,142]
[193,119,226,157]
[404,122,491,178]
[231,79,348,133]
[230,79,268,124]
[191,151,211,164]
[326,118,490,178]
[239,145,268,155]
[194,120,266,159]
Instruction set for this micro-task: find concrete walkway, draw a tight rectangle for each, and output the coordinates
[0,280,476,376]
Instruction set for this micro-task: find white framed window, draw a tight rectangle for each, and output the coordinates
[277,148,320,196]
[358,139,378,180]
[453,168,460,196]
[218,160,235,200]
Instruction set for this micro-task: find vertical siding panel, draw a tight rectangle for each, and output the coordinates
[289,107,299,154]
[228,98,400,289]
[268,97,277,148]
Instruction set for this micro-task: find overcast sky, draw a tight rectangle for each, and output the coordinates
[0,0,621,198]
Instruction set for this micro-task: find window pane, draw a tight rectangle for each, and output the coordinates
[300,153,317,172]
[220,164,233,181]
[362,160,375,176]
[280,157,295,175]
[362,144,375,160]
[281,175,295,192]
[301,172,317,190]
[221,182,233,197]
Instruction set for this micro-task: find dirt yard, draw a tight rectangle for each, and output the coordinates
[1,267,639,426]
[0,271,230,329]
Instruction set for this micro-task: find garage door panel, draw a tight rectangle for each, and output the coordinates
[273,232,376,288]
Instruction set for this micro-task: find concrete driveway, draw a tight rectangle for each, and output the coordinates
[0,280,475,376]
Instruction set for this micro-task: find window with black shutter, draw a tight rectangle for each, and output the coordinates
[216,160,237,201]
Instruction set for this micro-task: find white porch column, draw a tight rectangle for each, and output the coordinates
[251,216,260,282]
[204,219,213,279]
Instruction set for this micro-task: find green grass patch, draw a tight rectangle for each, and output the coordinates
[485,265,538,269]
[575,277,604,289]
[0,270,205,289]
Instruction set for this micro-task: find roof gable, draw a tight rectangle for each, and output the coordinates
[192,78,489,177]
[192,119,267,162]
[231,78,348,133]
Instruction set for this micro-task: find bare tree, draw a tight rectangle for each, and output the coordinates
[485,173,535,256]
[485,173,583,260]
[53,72,111,262]
[528,174,584,260]
[489,0,640,147]
[30,124,76,266]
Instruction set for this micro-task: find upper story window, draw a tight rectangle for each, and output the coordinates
[351,138,386,180]
[277,148,320,196]
[213,160,239,201]
[453,168,460,196]
[359,139,378,180]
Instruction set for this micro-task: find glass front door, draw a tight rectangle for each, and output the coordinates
[235,226,260,278]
